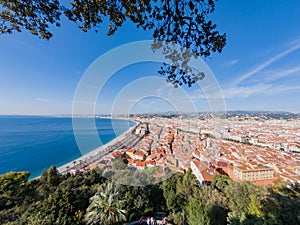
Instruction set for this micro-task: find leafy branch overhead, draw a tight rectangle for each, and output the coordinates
[0,0,61,40]
[0,0,226,87]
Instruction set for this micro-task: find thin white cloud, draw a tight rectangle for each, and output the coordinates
[264,84,300,95]
[222,84,272,98]
[35,97,93,105]
[233,39,300,85]
[223,59,239,67]
[220,80,300,99]
[189,83,271,99]
[264,65,300,81]
[215,38,300,101]
[35,98,49,102]
[72,100,95,105]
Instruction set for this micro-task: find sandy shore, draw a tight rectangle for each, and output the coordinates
[57,119,139,174]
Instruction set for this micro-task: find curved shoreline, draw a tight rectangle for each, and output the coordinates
[56,118,139,175]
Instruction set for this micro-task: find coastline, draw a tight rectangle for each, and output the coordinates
[0,116,139,180]
[56,118,139,175]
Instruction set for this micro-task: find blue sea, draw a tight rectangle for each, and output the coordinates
[0,116,135,178]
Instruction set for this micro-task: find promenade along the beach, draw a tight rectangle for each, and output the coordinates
[57,121,141,174]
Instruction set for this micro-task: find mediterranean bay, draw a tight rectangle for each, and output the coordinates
[0,116,135,178]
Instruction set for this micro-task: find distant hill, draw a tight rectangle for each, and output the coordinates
[225,110,300,120]
[226,110,293,115]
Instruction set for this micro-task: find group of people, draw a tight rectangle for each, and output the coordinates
[138,217,168,225]
[146,217,157,225]
[161,217,168,225]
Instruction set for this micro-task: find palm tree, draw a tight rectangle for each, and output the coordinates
[85,182,127,225]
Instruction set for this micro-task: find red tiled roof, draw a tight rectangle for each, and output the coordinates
[126,148,135,153]
[134,150,145,156]
[136,161,146,167]
[127,159,135,164]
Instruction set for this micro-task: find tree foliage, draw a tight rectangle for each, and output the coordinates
[0,0,61,39]
[85,182,127,225]
[1,168,299,225]
[0,171,31,216]
[186,198,210,225]
[0,0,226,87]
[0,0,226,53]
[0,171,30,197]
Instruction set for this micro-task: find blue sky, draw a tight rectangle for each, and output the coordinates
[0,0,300,115]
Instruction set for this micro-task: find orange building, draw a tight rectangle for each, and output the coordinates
[233,165,274,185]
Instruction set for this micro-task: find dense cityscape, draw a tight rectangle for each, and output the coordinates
[1,113,300,225]
[68,113,300,186]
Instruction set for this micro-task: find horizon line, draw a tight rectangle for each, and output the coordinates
[0,110,299,117]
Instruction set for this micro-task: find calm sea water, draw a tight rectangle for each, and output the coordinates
[0,116,135,178]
